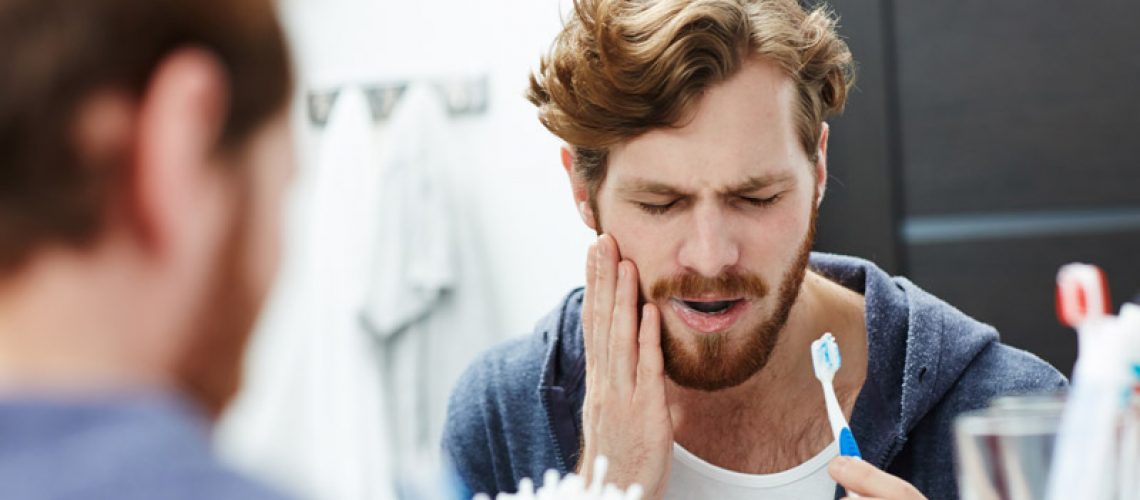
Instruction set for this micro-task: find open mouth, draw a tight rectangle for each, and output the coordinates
[670,297,749,334]
[679,299,742,315]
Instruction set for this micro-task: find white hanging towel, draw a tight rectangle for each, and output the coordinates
[361,85,456,339]
[218,87,394,500]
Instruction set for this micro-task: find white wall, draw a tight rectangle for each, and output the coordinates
[280,0,591,334]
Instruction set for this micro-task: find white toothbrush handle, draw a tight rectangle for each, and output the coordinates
[822,382,862,498]
[821,379,846,440]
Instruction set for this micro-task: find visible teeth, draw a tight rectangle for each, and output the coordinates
[683,300,735,314]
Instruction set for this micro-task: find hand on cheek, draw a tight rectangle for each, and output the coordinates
[579,234,673,500]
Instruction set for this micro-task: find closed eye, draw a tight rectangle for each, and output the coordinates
[739,194,780,208]
[637,200,678,215]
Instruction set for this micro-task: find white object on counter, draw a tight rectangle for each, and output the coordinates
[1115,304,1140,500]
[473,456,642,500]
[1047,280,1139,500]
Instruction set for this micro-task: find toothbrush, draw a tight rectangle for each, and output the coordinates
[811,332,862,460]
[1046,263,1119,500]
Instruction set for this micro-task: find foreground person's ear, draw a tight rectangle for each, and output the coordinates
[131,48,229,254]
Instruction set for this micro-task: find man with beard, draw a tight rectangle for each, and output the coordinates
[442,1,1065,499]
[0,0,294,498]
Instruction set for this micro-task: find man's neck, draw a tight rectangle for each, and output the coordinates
[0,250,173,395]
[665,270,868,474]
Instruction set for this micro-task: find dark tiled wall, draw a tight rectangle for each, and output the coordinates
[817,0,1140,376]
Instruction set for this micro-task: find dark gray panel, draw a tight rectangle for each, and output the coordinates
[902,208,1140,244]
[906,230,1140,377]
[892,1,1140,216]
[815,0,903,274]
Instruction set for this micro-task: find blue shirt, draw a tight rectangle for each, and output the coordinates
[442,253,1068,500]
[0,393,289,500]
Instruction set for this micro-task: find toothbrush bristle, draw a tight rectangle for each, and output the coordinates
[811,333,842,375]
[828,336,841,370]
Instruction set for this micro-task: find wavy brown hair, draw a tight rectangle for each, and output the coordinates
[528,0,854,200]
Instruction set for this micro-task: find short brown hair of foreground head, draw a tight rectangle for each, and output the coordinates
[0,0,292,274]
[528,0,855,199]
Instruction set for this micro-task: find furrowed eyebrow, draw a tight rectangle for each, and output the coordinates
[720,173,794,196]
[618,180,690,197]
[618,173,795,197]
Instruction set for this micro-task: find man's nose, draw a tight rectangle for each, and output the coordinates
[677,203,740,278]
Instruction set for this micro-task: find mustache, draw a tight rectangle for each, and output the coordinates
[648,269,768,302]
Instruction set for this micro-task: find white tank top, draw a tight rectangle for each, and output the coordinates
[663,441,839,499]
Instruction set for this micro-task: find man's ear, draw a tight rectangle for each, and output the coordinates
[814,122,830,208]
[130,48,230,255]
[561,145,598,231]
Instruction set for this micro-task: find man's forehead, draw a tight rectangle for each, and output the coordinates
[604,57,808,192]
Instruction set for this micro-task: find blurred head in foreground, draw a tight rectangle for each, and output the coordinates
[0,0,293,417]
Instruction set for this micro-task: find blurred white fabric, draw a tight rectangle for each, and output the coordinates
[363,85,456,339]
[218,85,501,500]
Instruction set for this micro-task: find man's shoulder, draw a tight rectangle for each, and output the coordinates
[0,462,288,500]
[0,398,291,500]
[441,330,551,464]
[810,252,1066,394]
[83,465,289,500]
[897,272,1067,414]
[447,287,585,408]
[442,289,585,496]
[448,332,551,414]
[898,274,1068,401]
[948,340,1067,406]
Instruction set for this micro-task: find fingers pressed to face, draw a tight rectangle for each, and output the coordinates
[591,235,618,375]
[636,303,665,397]
[583,241,598,384]
[607,260,639,397]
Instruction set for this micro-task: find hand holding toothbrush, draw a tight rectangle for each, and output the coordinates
[577,235,673,500]
[813,333,926,500]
